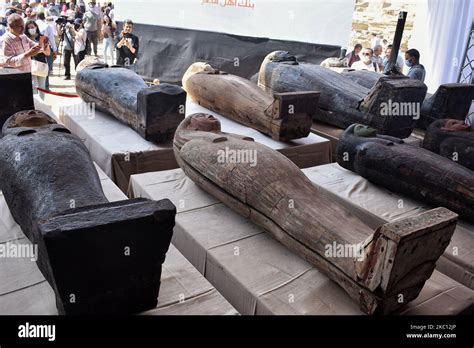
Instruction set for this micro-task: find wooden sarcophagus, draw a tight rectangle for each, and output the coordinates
[257,51,427,139]
[423,119,474,171]
[173,113,458,314]
[341,70,474,129]
[0,110,175,314]
[182,62,319,141]
[337,123,474,221]
[76,64,186,142]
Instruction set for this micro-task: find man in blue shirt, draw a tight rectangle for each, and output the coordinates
[405,48,426,82]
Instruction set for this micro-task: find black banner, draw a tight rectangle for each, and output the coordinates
[122,23,340,84]
[0,315,472,345]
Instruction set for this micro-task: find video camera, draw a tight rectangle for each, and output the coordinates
[55,16,74,26]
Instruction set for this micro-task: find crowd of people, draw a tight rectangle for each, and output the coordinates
[0,0,139,97]
[345,33,426,82]
[1,1,424,98]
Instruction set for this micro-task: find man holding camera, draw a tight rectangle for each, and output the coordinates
[59,17,75,80]
[115,19,138,66]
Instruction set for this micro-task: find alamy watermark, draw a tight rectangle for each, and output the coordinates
[325,241,365,261]
[59,102,96,120]
[0,242,38,261]
[380,99,421,120]
[217,146,257,167]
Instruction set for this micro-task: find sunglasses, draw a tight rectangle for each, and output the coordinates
[362,53,371,56]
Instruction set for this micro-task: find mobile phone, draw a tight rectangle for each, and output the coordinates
[39,36,47,45]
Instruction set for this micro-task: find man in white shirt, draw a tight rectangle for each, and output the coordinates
[351,48,380,72]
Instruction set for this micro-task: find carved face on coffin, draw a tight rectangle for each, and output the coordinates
[337,124,382,172]
[265,51,299,65]
[441,119,471,132]
[5,110,55,128]
[2,110,70,136]
[182,63,220,90]
[353,124,377,137]
[188,113,221,133]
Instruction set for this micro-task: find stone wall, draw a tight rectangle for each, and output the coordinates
[349,0,418,53]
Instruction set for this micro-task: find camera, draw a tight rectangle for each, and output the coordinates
[55,16,74,26]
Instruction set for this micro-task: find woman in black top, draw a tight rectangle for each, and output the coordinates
[25,20,51,99]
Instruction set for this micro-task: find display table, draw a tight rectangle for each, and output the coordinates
[303,163,474,290]
[0,165,237,315]
[33,94,81,122]
[55,98,331,193]
[129,168,474,315]
[57,104,177,193]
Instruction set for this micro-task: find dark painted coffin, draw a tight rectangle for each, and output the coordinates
[76,64,186,142]
[337,124,474,222]
[0,110,175,314]
[341,70,474,129]
[423,119,474,171]
[257,51,427,138]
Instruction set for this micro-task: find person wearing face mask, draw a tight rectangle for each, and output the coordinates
[405,48,425,82]
[351,47,379,72]
[0,14,42,72]
[24,19,50,97]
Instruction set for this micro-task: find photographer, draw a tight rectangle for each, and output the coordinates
[58,16,75,80]
[115,19,138,66]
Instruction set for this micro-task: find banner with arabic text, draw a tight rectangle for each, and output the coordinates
[114,0,355,46]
